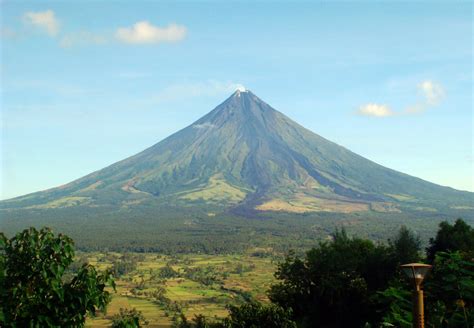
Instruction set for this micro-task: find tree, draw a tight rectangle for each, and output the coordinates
[112,308,149,328]
[223,301,296,328]
[426,219,474,263]
[425,251,474,327]
[389,225,421,265]
[173,302,295,328]
[268,229,396,327]
[0,227,115,327]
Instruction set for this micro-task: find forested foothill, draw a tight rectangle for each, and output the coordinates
[2,204,473,255]
[0,219,472,327]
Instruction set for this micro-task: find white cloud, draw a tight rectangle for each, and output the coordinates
[358,80,446,118]
[115,21,186,44]
[418,80,444,105]
[356,103,394,117]
[23,10,59,36]
[60,31,107,48]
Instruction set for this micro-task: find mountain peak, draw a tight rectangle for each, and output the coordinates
[232,86,252,99]
[235,85,247,93]
[2,89,472,218]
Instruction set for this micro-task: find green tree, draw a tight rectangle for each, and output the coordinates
[112,254,138,277]
[268,229,396,327]
[112,308,149,328]
[426,219,474,263]
[173,302,295,328]
[425,251,474,327]
[389,225,421,265]
[222,301,296,328]
[0,227,115,327]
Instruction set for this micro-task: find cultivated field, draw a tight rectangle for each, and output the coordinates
[83,251,277,327]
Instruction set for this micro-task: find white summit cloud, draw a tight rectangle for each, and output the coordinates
[115,21,186,44]
[417,80,444,105]
[23,10,59,37]
[356,103,394,117]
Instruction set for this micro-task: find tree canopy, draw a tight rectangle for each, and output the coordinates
[0,227,115,327]
[426,218,474,262]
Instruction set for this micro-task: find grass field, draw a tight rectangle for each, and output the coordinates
[84,252,277,327]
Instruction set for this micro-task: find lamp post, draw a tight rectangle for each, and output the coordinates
[400,263,432,328]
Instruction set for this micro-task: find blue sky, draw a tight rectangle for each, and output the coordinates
[1,1,472,199]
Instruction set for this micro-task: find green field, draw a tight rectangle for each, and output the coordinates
[84,251,277,327]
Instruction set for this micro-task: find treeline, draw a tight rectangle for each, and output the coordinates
[4,205,469,255]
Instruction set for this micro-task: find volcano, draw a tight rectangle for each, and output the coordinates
[1,89,473,216]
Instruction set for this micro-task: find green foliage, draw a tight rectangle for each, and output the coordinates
[173,313,220,328]
[158,264,180,279]
[268,229,397,327]
[0,227,115,327]
[425,251,474,327]
[389,225,422,265]
[223,301,296,328]
[184,266,224,286]
[112,253,139,277]
[174,302,296,328]
[426,219,474,262]
[377,284,413,328]
[111,308,149,328]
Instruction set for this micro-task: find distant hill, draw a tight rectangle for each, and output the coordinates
[2,89,472,215]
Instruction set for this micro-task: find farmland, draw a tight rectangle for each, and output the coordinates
[83,251,277,327]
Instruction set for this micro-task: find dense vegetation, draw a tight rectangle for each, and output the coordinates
[3,205,472,254]
[0,228,115,327]
[266,220,473,327]
[1,219,472,327]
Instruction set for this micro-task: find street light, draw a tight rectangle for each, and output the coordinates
[400,263,432,328]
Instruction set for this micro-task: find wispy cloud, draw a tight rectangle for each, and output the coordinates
[115,21,186,44]
[356,103,394,117]
[23,10,59,37]
[418,80,444,106]
[357,80,446,118]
